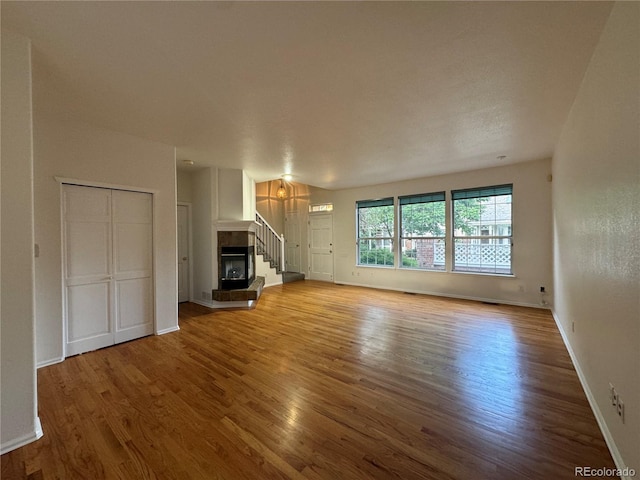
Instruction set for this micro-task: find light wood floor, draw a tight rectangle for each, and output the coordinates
[2,281,615,479]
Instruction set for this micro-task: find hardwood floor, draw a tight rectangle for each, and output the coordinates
[2,281,615,479]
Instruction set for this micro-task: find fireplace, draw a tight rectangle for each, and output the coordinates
[217,228,256,291]
[220,246,254,290]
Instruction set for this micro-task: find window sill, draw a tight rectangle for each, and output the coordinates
[356,264,394,269]
[450,270,516,278]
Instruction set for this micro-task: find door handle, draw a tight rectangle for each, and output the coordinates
[102,276,113,281]
[182,257,188,261]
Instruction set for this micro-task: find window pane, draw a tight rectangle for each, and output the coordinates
[358,239,394,266]
[401,238,445,270]
[358,205,394,238]
[453,197,485,236]
[453,239,512,274]
[453,194,512,237]
[401,201,445,237]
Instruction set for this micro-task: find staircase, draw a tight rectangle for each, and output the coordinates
[255,212,305,284]
[255,212,285,274]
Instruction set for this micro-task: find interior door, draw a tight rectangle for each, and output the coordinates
[112,190,154,344]
[285,211,301,273]
[64,185,115,356]
[63,184,154,356]
[177,204,190,302]
[308,213,334,282]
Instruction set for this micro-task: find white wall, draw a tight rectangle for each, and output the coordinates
[330,159,553,307]
[0,31,42,454]
[191,167,217,301]
[552,2,639,472]
[33,116,178,365]
[242,171,256,221]
[218,168,244,221]
[256,180,285,234]
[177,170,193,203]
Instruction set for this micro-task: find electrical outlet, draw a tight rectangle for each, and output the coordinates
[572,321,575,332]
[518,284,525,293]
[617,399,625,423]
[609,384,626,423]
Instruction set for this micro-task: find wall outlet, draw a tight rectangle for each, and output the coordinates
[201,291,212,301]
[518,284,525,293]
[617,399,625,422]
[609,384,626,423]
[572,321,575,333]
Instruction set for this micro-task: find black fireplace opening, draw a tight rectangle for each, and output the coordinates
[220,246,255,290]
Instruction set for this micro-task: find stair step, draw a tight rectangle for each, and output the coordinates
[282,272,305,284]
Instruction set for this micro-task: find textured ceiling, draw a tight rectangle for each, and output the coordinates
[2,1,612,189]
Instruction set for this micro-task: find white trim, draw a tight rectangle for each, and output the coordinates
[156,325,180,335]
[37,356,64,369]
[54,176,159,195]
[334,281,549,309]
[550,309,630,479]
[0,417,43,455]
[214,220,260,232]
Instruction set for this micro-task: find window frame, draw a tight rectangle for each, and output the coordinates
[451,184,513,275]
[398,191,446,271]
[356,197,395,267]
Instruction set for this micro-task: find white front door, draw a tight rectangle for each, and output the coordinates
[285,211,301,273]
[63,185,154,356]
[177,204,190,302]
[308,213,333,282]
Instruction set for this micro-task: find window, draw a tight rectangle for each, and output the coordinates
[452,184,513,274]
[309,203,333,213]
[399,192,445,270]
[356,198,394,266]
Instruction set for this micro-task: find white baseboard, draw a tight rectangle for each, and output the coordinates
[156,325,180,335]
[550,309,631,479]
[37,356,64,369]
[264,279,283,288]
[0,417,44,455]
[334,281,549,310]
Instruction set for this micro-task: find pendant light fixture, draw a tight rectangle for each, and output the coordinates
[276,180,287,200]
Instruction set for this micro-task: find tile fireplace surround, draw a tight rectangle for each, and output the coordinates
[213,227,264,303]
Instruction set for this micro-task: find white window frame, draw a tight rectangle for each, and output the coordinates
[399,192,446,271]
[451,184,513,275]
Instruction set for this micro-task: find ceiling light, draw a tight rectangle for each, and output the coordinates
[276,181,287,200]
[282,174,293,182]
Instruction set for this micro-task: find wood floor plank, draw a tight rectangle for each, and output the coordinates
[2,281,616,479]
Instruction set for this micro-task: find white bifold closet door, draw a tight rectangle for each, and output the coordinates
[63,184,154,357]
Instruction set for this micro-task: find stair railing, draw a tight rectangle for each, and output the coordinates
[255,212,285,273]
